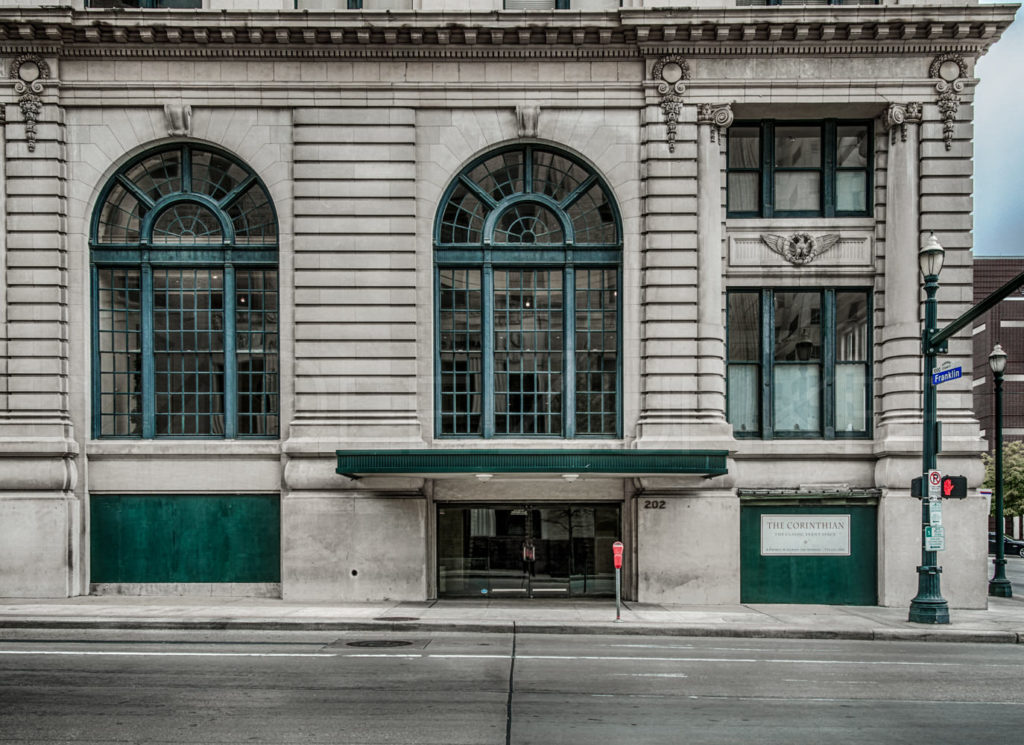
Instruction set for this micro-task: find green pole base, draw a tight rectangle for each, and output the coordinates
[908,599,950,624]
[988,579,1013,598]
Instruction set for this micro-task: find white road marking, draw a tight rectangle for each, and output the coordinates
[2,650,1018,672]
[0,650,335,658]
[615,673,690,678]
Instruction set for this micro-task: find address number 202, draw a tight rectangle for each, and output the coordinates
[643,499,667,509]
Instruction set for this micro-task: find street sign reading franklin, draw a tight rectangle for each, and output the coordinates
[931,366,962,385]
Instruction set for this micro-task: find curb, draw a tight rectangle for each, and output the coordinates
[1,617,1020,644]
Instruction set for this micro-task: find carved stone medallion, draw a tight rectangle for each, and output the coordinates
[10,55,50,153]
[651,55,689,153]
[930,53,967,151]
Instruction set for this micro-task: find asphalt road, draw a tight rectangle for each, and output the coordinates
[989,553,1024,588]
[2,629,1024,745]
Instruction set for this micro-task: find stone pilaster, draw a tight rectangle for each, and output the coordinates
[635,58,734,453]
[0,55,80,597]
[695,103,734,432]
[875,102,924,448]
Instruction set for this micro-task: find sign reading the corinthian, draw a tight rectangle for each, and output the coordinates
[760,515,851,556]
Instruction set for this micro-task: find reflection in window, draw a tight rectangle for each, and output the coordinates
[92,144,278,439]
[727,120,872,218]
[727,289,871,439]
[435,145,620,438]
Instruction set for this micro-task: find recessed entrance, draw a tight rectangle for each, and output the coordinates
[437,503,620,598]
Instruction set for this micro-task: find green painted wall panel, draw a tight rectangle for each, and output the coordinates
[90,494,280,583]
[740,505,877,605]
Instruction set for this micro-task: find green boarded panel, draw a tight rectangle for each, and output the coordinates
[90,494,280,583]
[740,504,877,605]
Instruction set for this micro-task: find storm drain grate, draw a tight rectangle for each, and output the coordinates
[346,640,415,648]
[373,616,420,622]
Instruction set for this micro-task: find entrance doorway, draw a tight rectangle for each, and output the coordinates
[437,504,620,598]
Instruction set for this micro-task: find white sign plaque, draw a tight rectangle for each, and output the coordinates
[925,525,946,552]
[761,515,851,556]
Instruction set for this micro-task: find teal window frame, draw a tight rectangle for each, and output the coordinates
[90,143,279,440]
[727,120,873,219]
[434,144,623,440]
[726,288,873,440]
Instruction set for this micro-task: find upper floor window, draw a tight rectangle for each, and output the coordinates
[727,120,873,219]
[91,144,279,439]
[736,0,879,5]
[504,0,571,8]
[727,289,871,439]
[435,145,621,439]
[87,1,202,8]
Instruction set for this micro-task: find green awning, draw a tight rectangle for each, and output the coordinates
[336,449,729,479]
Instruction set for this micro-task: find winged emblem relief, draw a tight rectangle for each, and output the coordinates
[760,233,841,265]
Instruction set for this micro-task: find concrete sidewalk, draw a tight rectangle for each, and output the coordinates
[1,594,1023,643]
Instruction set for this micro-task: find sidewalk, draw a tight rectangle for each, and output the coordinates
[2,594,1023,643]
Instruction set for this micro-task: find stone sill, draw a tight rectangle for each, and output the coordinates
[87,441,282,458]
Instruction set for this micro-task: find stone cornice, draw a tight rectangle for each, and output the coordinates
[0,7,1014,59]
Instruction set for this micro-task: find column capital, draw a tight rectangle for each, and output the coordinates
[882,102,923,145]
[696,103,734,143]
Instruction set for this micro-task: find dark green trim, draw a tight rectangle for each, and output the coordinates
[90,493,280,583]
[740,504,877,605]
[337,449,728,478]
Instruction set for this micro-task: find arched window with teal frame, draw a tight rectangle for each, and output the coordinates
[91,143,279,439]
[434,144,622,438]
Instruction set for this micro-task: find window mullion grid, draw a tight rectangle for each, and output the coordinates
[564,266,576,438]
[823,289,835,438]
[761,122,774,218]
[761,290,773,439]
[823,121,837,218]
[90,265,103,437]
[223,265,238,438]
[181,144,193,194]
[140,261,156,439]
[482,263,495,438]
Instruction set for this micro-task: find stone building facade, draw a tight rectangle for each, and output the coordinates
[0,0,1016,609]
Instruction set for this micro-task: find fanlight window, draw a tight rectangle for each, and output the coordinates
[434,145,621,439]
[91,144,279,440]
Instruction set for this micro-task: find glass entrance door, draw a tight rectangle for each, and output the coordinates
[437,504,620,598]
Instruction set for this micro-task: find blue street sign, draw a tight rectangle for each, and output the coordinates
[931,366,962,385]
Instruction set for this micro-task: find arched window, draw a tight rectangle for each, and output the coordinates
[434,145,621,438]
[91,144,279,439]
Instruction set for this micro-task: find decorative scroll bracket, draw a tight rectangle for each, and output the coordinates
[651,55,690,153]
[882,102,923,145]
[164,103,193,137]
[761,233,841,266]
[515,104,539,138]
[930,53,967,151]
[10,55,50,153]
[696,103,734,143]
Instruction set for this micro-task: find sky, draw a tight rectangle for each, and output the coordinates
[973,3,1024,256]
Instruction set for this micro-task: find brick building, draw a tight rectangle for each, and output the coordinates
[973,257,1024,451]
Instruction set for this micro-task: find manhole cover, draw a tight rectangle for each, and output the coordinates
[346,640,414,648]
[373,616,420,622]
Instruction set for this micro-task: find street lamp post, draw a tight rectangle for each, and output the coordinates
[909,233,950,624]
[988,343,1011,597]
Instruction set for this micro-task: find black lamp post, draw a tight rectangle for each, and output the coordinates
[909,233,950,624]
[988,343,1011,597]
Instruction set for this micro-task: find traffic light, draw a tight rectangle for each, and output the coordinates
[910,475,968,498]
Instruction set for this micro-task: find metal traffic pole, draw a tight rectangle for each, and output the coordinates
[612,541,624,621]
